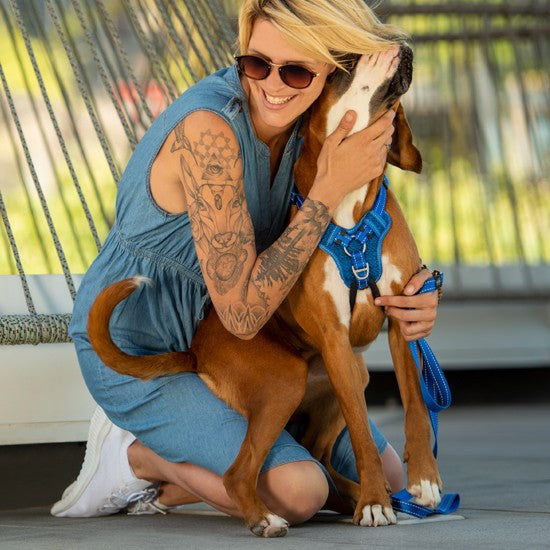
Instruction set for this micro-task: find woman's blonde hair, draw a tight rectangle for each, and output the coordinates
[237,0,407,71]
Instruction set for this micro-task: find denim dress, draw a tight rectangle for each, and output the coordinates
[68,64,387,479]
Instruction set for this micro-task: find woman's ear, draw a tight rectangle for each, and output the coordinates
[387,103,422,173]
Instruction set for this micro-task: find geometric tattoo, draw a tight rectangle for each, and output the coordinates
[173,117,330,337]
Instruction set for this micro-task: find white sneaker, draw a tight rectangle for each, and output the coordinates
[51,406,154,517]
[126,495,170,515]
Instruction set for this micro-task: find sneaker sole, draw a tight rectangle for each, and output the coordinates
[50,407,113,516]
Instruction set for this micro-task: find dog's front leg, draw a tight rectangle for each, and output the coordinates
[322,337,396,526]
[387,319,442,507]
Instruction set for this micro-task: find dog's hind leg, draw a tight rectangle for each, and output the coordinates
[387,319,442,508]
[219,340,309,537]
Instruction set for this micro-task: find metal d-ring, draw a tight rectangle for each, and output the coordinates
[352,264,370,280]
[344,242,366,257]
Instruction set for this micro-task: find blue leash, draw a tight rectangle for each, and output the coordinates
[390,274,460,518]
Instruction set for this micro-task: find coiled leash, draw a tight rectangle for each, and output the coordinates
[390,274,460,518]
[291,181,460,519]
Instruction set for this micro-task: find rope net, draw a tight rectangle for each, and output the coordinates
[1,0,549,345]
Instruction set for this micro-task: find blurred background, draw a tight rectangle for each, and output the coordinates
[0,0,549,510]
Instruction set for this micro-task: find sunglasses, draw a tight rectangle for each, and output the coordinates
[234,54,320,89]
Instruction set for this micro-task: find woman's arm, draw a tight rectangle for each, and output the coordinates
[171,109,394,339]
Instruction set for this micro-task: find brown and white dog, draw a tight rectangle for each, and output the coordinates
[87,44,443,537]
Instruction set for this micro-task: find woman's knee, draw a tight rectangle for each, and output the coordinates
[380,443,404,493]
[258,461,329,525]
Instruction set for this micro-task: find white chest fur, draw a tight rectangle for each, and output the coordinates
[321,52,403,327]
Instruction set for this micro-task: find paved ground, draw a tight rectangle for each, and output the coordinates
[1,404,549,549]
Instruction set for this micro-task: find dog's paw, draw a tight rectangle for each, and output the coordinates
[250,513,289,538]
[358,504,397,527]
[409,480,442,508]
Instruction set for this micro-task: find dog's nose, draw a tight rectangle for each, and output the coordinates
[387,44,413,97]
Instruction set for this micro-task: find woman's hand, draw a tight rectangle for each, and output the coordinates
[374,268,439,341]
[309,109,395,211]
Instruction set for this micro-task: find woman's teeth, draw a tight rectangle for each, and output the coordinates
[264,92,293,105]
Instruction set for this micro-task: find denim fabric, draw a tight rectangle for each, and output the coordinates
[69,63,387,488]
[78,347,387,486]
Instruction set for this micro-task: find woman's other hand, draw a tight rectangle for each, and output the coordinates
[374,268,439,341]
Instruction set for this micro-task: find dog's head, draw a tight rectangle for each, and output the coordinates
[314,44,421,173]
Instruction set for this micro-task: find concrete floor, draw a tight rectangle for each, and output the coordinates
[1,404,549,549]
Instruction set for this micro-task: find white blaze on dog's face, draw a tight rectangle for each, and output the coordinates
[324,45,413,228]
[325,46,402,138]
[322,45,415,327]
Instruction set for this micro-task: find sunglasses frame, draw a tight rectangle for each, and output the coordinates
[234,54,320,89]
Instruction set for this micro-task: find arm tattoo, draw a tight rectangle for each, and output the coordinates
[255,198,330,296]
[216,198,329,336]
[174,118,330,336]
[174,120,254,296]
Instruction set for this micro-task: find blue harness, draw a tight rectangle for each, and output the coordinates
[291,177,391,300]
[290,181,460,519]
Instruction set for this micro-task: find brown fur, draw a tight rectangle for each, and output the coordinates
[87,58,441,536]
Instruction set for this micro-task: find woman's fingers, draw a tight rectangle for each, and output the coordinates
[382,304,437,323]
[398,320,434,342]
[326,110,358,145]
[375,291,438,310]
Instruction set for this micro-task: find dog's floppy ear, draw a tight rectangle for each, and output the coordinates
[387,103,422,173]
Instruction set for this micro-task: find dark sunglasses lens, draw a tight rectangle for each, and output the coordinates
[238,56,270,80]
[279,65,314,89]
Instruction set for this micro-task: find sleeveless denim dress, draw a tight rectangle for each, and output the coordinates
[69,64,387,479]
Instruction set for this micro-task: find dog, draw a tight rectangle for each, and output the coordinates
[87,43,443,537]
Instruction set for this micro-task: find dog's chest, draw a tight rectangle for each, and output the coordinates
[322,239,402,333]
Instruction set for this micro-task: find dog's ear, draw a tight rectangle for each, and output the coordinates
[387,103,422,173]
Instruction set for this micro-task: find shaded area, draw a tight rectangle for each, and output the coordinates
[1,403,548,549]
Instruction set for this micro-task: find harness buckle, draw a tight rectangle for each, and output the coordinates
[352,264,370,280]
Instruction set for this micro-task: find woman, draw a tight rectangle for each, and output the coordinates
[52,0,438,523]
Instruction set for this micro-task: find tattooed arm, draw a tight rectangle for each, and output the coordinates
[168,110,331,338]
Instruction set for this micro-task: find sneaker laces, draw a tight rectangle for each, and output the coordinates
[99,484,161,514]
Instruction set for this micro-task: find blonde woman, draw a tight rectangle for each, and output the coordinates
[52,0,438,523]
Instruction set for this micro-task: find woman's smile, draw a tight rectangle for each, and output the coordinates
[262,90,296,107]
[242,19,334,144]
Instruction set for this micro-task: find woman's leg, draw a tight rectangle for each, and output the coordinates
[142,423,402,518]
[322,420,403,514]
[129,440,329,525]
[380,443,404,493]
[64,348,331,524]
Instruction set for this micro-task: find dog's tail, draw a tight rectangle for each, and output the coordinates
[87,277,197,380]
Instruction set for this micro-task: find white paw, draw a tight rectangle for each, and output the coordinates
[409,480,442,508]
[251,513,289,538]
[359,504,397,527]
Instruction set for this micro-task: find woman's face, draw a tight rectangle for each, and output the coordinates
[242,19,335,143]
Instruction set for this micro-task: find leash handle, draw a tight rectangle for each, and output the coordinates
[391,489,460,518]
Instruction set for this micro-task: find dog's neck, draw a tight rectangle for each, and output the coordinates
[294,96,386,229]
